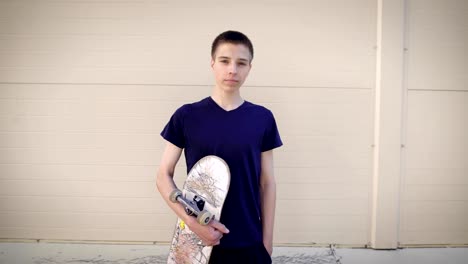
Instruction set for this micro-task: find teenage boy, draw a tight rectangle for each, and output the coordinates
[157,30,282,264]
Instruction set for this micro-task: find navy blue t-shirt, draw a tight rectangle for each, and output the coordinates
[161,96,282,248]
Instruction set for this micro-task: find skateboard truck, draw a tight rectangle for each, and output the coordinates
[169,189,214,225]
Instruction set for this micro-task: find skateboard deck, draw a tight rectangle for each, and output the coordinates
[167,155,230,264]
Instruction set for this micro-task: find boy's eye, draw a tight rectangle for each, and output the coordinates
[238,62,247,66]
[220,60,229,64]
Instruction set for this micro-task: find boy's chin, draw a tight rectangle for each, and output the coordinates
[218,85,241,93]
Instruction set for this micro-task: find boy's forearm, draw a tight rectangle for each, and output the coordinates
[157,169,228,246]
[156,170,195,225]
[156,142,190,222]
[261,180,276,253]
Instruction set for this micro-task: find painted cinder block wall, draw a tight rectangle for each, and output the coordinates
[0,0,466,248]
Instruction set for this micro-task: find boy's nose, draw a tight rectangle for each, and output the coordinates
[229,64,237,74]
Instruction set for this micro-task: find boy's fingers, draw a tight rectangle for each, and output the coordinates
[210,220,230,234]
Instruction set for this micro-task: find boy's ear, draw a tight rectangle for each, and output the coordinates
[210,58,215,68]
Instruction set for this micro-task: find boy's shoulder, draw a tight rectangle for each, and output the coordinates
[174,97,210,114]
[244,100,270,111]
[243,100,275,119]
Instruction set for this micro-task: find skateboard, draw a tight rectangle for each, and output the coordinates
[167,155,230,264]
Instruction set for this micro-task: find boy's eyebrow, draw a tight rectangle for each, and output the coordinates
[217,56,250,62]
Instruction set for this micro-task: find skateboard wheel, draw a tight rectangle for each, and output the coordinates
[197,210,212,225]
[169,189,182,203]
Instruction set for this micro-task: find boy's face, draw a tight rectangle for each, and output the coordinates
[211,43,252,94]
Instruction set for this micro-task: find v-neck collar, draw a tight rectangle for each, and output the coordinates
[208,96,247,113]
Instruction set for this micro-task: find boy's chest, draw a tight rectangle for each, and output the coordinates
[184,113,264,154]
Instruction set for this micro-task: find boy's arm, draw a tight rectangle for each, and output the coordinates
[156,141,186,220]
[260,149,277,255]
[156,141,229,246]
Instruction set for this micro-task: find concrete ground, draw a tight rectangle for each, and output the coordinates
[0,242,467,264]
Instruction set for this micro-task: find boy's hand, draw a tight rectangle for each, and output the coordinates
[186,218,229,246]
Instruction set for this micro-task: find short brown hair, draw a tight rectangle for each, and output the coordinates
[211,30,254,61]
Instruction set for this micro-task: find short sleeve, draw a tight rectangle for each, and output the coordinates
[261,110,283,152]
[160,106,187,149]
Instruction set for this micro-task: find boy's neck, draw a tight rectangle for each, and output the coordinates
[211,90,244,111]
